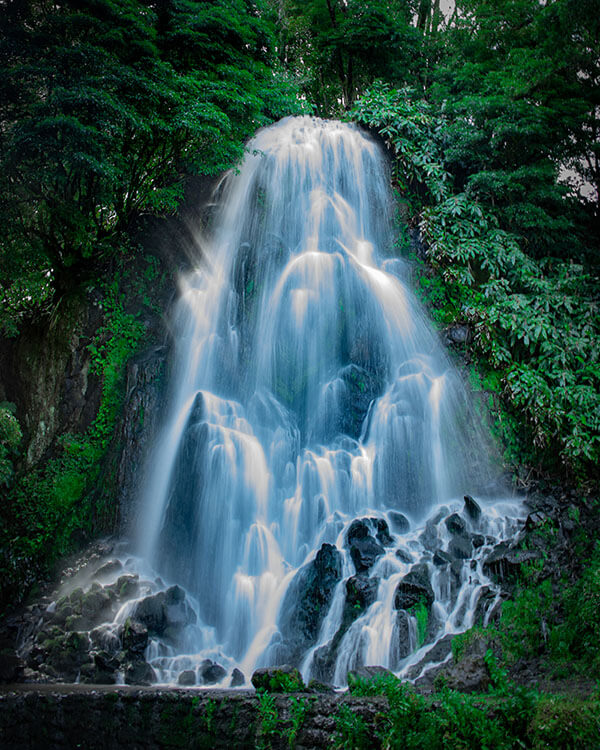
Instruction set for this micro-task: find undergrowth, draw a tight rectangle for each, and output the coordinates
[0,252,163,608]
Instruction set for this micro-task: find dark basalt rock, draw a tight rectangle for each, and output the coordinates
[337,364,382,439]
[131,585,196,638]
[94,560,123,579]
[251,665,305,692]
[448,535,472,561]
[445,513,467,536]
[419,522,441,552]
[464,495,482,521]
[346,575,379,611]
[350,535,385,573]
[230,668,245,687]
[472,534,485,549]
[395,548,414,564]
[345,518,385,572]
[394,564,434,610]
[276,543,343,662]
[124,660,156,686]
[119,620,148,656]
[433,549,452,567]
[371,518,394,546]
[178,669,196,686]
[483,542,541,583]
[200,660,226,685]
[388,511,410,533]
[394,610,413,661]
[405,634,454,680]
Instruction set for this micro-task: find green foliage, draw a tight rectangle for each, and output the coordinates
[334,702,370,750]
[0,403,22,487]
[0,255,155,607]
[287,696,308,748]
[271,0,424,114]
[256,691,280,750]
[351,82,600,483]
[409,598,429,648]
[0,0,306,334]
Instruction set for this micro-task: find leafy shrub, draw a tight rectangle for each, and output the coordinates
[351,82,600,483]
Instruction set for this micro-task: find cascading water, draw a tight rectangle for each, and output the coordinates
[123,116,521,686]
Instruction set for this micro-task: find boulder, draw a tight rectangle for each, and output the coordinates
[200,659,226,685]
[131,585,196,638]
[445,513,467,536]
[230,668,245,687]
[464,495,482,521]
[388,511,410,533]
[395,548,414,564]
[178,669,196,686]
[125,660,156,686]
[394,564,434,610]
[483,542,541,583]
[371,518,394,546]
[345,575,379,612]
[345,522,385,573]
[119,619,148,655]
[448,535,472,561]
[433,549,452,567]
[277,543,343,661]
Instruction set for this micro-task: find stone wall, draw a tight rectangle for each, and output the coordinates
[0,686,385,749]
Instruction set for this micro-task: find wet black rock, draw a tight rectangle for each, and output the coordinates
[346,575,379,611]
[433,549,452,567]
[178,669,196,686]
[276,543,343,662]
[388,511,410,533]
[445,513,467,536]
[464,495,482,521]
[444,324,471,346]
[419,522,441,552]
[473,586,496,624]
[371,518,394,546]
[406,634,454,681]
[394,563,434,610]
[94,560,123,579]
[119,620,148,655]
[200,660,226,685]
[230,668,245,687]
[394,610,413,660]
[307,678,336,693]
[448,535,472,561]
[345,521,385,572]
[251,665,305,692]
[125,660,156,686]
[472,534,485,549]
[483,542,541,584]
[0,650,23,682]
[338,365,382,439]
[395,548,414,564]
[131,585,196,638]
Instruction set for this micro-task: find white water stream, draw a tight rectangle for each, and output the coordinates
[125,117,521,686]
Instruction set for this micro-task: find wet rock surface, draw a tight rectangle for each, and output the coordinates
[276,543,343,663]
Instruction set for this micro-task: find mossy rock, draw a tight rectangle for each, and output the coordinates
[251,665,305,693]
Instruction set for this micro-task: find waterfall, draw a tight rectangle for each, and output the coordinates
[133,116,519,686]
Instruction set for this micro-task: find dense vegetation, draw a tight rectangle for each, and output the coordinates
[0,2,599,734]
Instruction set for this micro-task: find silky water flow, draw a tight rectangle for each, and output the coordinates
[108,117,521,687]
